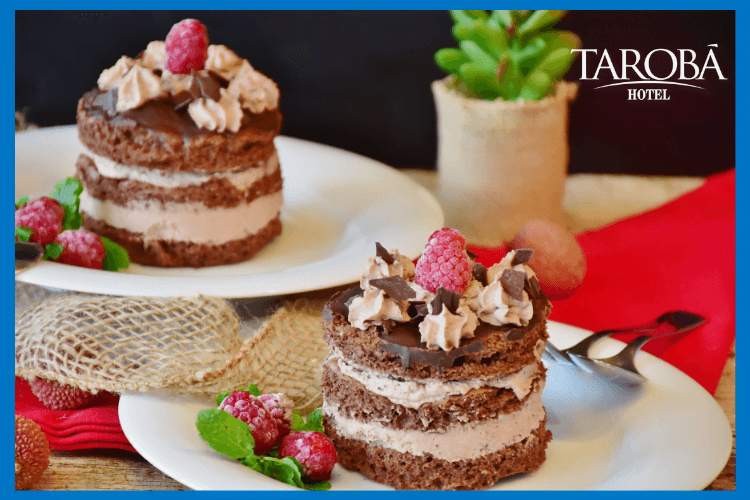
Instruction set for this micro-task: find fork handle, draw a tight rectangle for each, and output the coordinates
[564,329,635,357]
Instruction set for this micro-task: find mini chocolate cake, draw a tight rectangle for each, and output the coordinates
[321,235,552,490]
[75,30,283,268]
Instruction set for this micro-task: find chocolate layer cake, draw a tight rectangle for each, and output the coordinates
[76,38,283,267]
[321,241,552,490]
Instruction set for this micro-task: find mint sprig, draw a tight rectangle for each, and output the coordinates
[16,196,29,208]
[196,408,331,490]
[49,177,83,230]
[43,242,64,261]
[291,408,325,433]
[101,237,130,271]
[15,226,33,242]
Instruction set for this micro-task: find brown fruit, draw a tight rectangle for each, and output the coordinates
[512,219,586,300]
[15,415,51,489]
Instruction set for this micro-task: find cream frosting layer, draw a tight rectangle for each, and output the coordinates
[326,355,542,407]
[79,190,282,244]
[83,149,279,189]
[324,389,545,461]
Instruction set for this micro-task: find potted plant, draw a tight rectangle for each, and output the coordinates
[432,10,581,246]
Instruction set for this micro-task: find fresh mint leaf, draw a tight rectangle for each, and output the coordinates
[15,226,33,242]
[16,196,29,208]
[196,408,255,460]
[49,177,83,230]
[43,243,64,260]
[215,383,261,406]
[291,408,325,433]
[240,454,331,490]
[101,237,130,271]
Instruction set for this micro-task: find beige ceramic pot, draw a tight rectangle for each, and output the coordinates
[432,76,578,246]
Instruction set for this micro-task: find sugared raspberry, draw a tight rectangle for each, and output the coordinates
[279,431,338,482]
[165,19,209,74]
[15,197,64,245]
[28,377,97,411]
[218,390,280,454]
[259,393,294,438]
[414,228,472,294]
[53,230,105,269]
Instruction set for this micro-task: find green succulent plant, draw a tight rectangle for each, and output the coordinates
[435,10,581,101]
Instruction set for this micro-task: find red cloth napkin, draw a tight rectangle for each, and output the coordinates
[14,169,734,452]
[15,377,136,452]
[468,169,735,395]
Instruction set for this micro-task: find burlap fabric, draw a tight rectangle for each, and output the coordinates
[14,282,329,413]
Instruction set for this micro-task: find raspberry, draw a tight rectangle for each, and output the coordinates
[279,431,338,482]
[414,228,472,294]
[53,230,106,269]
[165,19,209,74]
[28,377,97,411]
[259,393,294,438]
[218,390,280,454]
[15,197,64,245]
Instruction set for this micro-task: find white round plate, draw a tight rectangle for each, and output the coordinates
[15,126,443,297]
[119,321,732,490]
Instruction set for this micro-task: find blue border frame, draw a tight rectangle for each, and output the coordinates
[9,3,742,496]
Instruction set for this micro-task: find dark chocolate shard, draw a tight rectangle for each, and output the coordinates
[430,287,461,315]
[472,262,488,286]
[190,71,223,102]
[525,274,541,299]
[511,248,534,266]
[412,302,429,318]
[207,69,230,88]
[500,269,526,302]
[370,276,416,301]
[326,286,364,317]
[93,88,119,118]
[375,242,395,264]
[465,248,478,260]
[505,328,526,341]
[171,89,194,111]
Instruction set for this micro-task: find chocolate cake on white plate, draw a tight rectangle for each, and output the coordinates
[75,19,283,267]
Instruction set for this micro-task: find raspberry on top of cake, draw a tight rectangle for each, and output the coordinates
[75,19,284,268]
[321,229,552,490]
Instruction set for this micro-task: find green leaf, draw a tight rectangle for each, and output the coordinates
[449,10,479,27]
[196,408,256,460]
[490,10,513,28]
[517,10,567,38]
[458,63,503,100]
[516,37,547,65]
[240,454,331,490]
[43,243,64,260]
[517,70,553,100]
[16,196,29,208]
[49,177,83,230]
[101,237,130,272]
[459,40,496,73]
[464,10,489,21]
[470,21,509,59]
[15,226,33,242]
[291,408,325,433]
[215,383,261,406]
[435,48,470,74]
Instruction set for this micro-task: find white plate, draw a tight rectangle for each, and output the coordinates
[119,321,732,490]
[15,126,443,297]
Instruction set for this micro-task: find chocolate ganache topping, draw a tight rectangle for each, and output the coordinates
[85,41,280,138]
[327,243,546,370]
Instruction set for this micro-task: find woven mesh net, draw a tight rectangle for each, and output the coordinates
[15,282,329,412]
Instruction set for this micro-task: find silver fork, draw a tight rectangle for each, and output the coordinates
[545,311,706,384]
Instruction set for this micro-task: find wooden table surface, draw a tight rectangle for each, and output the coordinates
[22,172,735,491]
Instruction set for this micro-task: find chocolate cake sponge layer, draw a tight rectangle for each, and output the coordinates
[322,360,545,432]
[77,91,281,173]
[322,295,550,382]
[76,153,283,209]
[82,213,281,268]
[325,416,551,490]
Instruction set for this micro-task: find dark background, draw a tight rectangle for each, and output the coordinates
[15,10,735,176]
